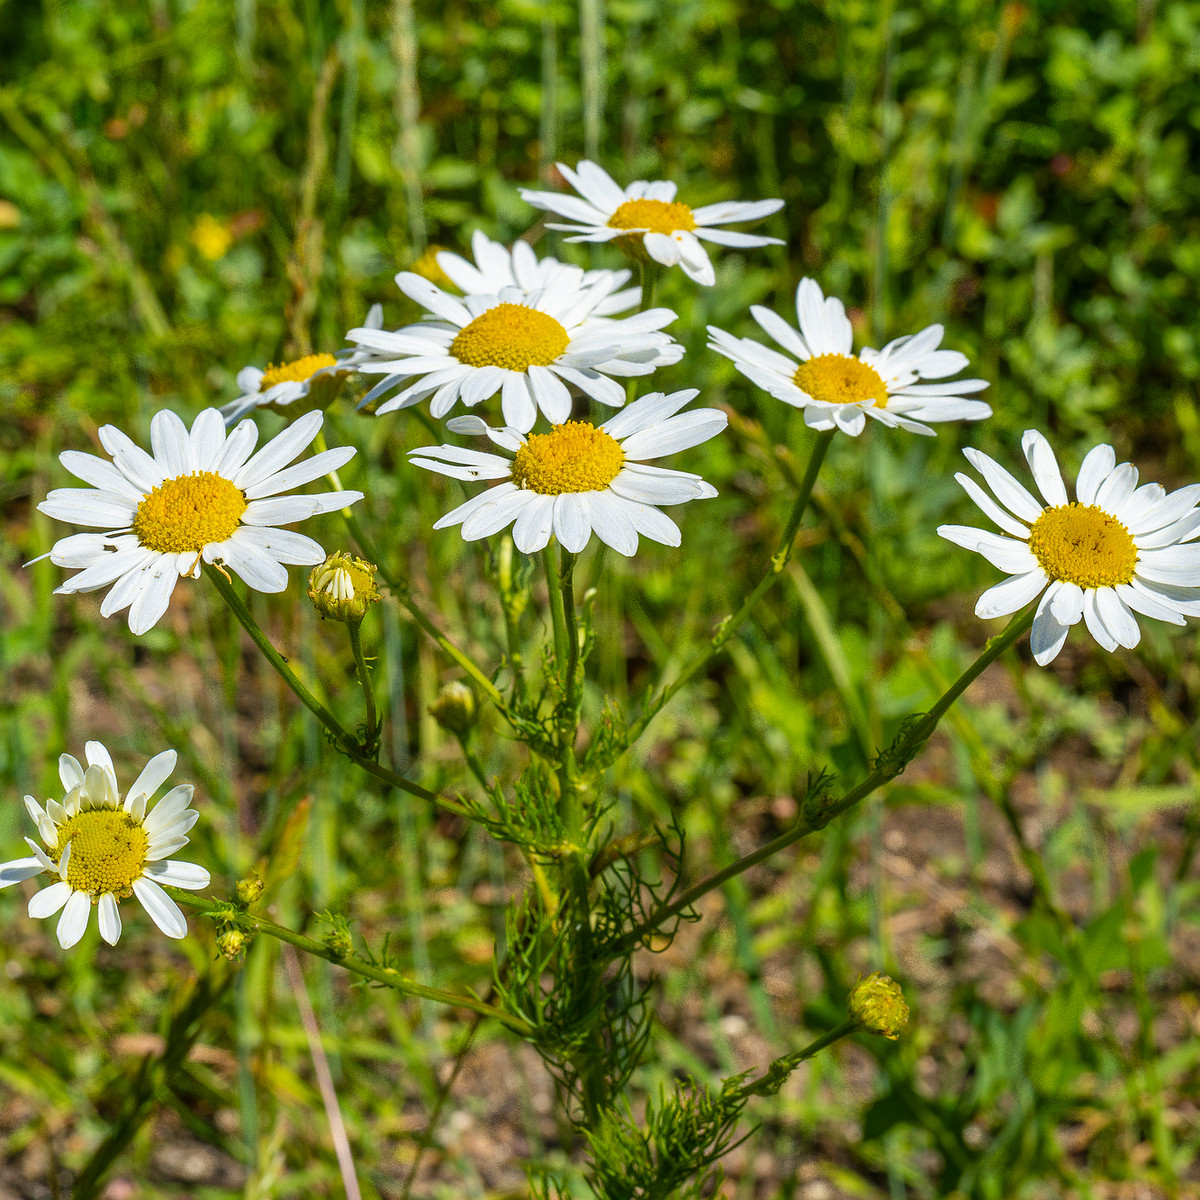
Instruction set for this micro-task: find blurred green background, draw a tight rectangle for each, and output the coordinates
[3,0,1200,1196]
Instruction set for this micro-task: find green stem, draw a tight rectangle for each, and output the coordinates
[176,896,531,1035]
[347,619,379,754]
[614,606,1036,952]
[626,427,835,748]
[543,544,568,666]
[204,564,464,816]
[736,1018,858,1100]
[342,508,509,715]
[638,259,659,312]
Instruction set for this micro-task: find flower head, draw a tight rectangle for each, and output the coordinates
[346,231,682,433]
[520,161,784,286]
[848,972,910,1040]
[222,305,385,426]
[408,389,726,556]
[38,408,363,635]
[939,430,1200,664]
[0,742,209,948]
[708,278,991,436]
[307,551,380,622]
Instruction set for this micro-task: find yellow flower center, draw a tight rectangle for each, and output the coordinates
[511,422,625,495]
[55,809,148,899]
[259,353,337,390]
[793,354,889,408]
[1027,503,1138,588]
[450,303,570,371]
[608,198,697,235]
[133,472,248,554]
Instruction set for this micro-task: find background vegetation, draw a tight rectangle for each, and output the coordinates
[3,0,1200,1195]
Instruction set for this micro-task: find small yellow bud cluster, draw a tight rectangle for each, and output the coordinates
[848,972,910,1040]
[307,552,381,623]
[217,928,250,960]
[235,873,265,906]
[428,681,477,736]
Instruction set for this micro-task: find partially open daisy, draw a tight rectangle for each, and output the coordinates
[408,389,726,555]
[939,430,1200,665]
[38,408,364,635]
[708,278,991,436]
[520,160,784,287]
[0,741,209,948]
[345,233,682,432]
[222,305,384,426]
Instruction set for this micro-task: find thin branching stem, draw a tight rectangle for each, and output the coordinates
[176,895,532,1034]
[616,606,1037,952]
[626,427,835,748]
[347,618,379,753]
[205,564,465,816]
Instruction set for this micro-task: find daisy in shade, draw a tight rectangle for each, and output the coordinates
[38,408,363,635]
[939,430,1200,665]
[519,160,784,287]
[345,233,682,432]
[0,741,209,949]
[408,389,726,556]
[708,278,991,436]
[221,305,385,426]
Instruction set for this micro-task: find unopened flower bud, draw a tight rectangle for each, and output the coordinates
[324,928,354,959]
[236,873,264,906]
[308,552,380,623]
[428,681,477,736]
[848,972,909,1040]
[217,928,249,960]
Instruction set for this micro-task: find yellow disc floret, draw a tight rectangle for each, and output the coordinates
[608,199,697,235]
[55,810,149,899]
[133,472,248,554]
[1028,503,1138,589]
[259,353,337,391]
[793,354,889,408]
[511,422,625,495]
[450,303,570,371]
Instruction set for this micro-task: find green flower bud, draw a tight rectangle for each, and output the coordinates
[428,681,477,736]
[217,929,250,960]
[308,552,381,623]
[324,928,354,959]
[848,972,909,1040]
[235,873,264,906]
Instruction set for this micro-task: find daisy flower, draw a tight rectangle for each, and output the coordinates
[519,160,784,287]
[938,430,1200,665]
[408,389,726,556]
[221,305,384,426]
[38,408,364,635]
[345,232,682,433]
[0,741,209,949]
[708,278,991,436]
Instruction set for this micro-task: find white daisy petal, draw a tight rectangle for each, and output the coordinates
[1021,431,1069,508]
[144,860,211,889]
[98,894,122,945]
[1031,587,1071,665]
[29,881,73,919]
[962,449,1044,523]
[133,878,188,939]
[0,857,46,888]
[1076,443,1117,506]
[57,890,92,949]
[974,569,1048,619]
